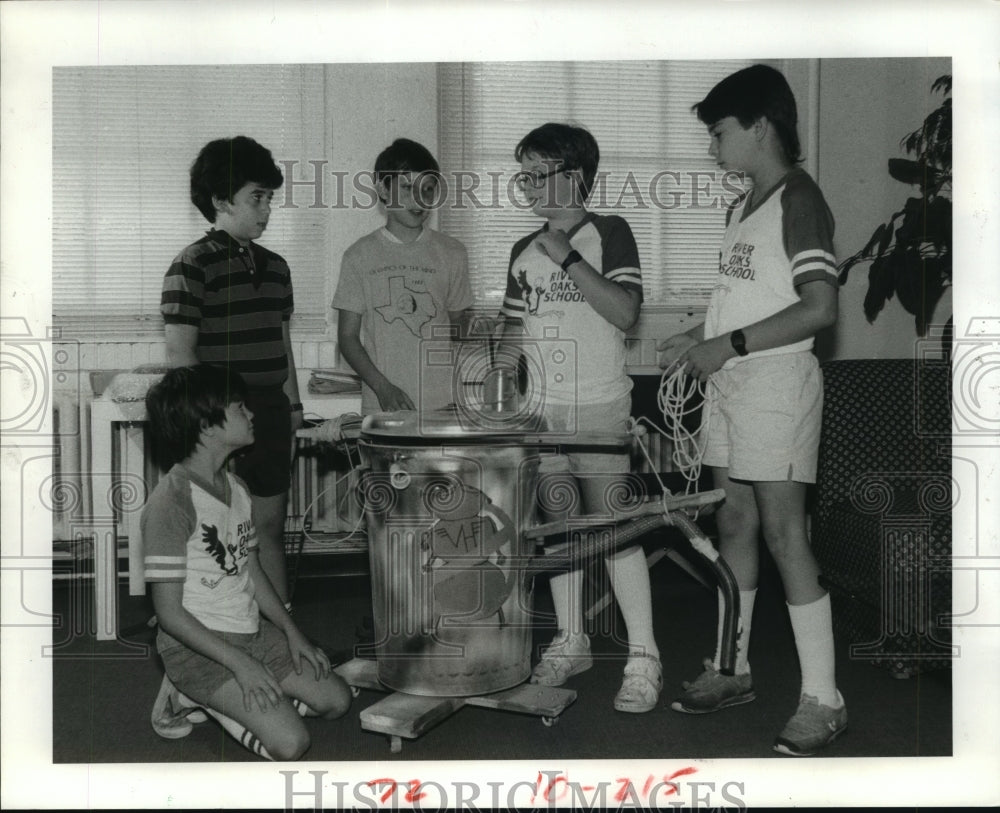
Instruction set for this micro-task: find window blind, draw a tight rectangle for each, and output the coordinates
[437,60,755,309]
[52,64,328,335]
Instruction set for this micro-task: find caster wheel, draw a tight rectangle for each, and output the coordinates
[390,736,403,754]
[350,686,361,698]
[542,716,557,727]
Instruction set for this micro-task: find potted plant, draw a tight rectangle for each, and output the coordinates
[837,75,951,337]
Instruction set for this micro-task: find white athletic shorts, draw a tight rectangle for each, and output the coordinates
[701,351,823,483]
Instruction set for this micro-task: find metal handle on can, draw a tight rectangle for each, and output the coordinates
[483,367,517,413]
[389,461,411,490]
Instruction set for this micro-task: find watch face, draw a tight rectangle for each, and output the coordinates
[731,329,747,355]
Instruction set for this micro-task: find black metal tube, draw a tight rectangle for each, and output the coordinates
[528,511,740,676]
[668,513,740,677]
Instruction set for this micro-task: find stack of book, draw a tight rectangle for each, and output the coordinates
[308,368,362,395]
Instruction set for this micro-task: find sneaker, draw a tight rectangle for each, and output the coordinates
[670,658,755,714]
[613,653,662,713]
[176,692,208,724]
[150,675,206,739]
[530,631,593,687]
[773,693,848,756]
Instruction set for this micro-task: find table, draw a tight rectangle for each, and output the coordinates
[89,391,361,641]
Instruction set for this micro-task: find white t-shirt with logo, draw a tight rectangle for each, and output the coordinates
[501,213,643,407]
[705,168,838,364]
[142,466,259,636]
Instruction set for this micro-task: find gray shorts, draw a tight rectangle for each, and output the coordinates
[157,617,295,705]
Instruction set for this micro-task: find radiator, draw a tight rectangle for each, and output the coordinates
[51,391,91,542]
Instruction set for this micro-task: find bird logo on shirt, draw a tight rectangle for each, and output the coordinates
[376,276,437,336]
[202,523,239,576]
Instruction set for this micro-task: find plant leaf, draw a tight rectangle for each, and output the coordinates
[923,196,952,250]
[931,75,951,95]
[863,256,894,322]
[888,158,925,185]
[862,222,889,256]
[893,249,921,315]
[915,261,946,336]
[893,198,924,247]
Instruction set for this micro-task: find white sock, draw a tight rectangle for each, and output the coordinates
[605,544,659,659]
[788,592,841,707]
[548,569,586,640]
[714,588,756,675]
[203,708,274,761]
[291,697,315,718]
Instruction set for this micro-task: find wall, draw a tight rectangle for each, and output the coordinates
[816,57,952,361]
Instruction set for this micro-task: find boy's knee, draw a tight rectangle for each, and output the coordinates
[320,676,353,720]
[760,523,807,562]
[267,722,311,761]
[715,503,757,540]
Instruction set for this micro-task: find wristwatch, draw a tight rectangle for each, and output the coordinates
[730,329,748,357]
[561,250,583,271]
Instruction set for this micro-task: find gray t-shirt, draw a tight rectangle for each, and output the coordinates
[332,227,473,413]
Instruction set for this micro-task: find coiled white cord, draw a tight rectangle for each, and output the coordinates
[628,366,721,500]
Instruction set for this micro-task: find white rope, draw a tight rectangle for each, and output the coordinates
[628,366,722,507]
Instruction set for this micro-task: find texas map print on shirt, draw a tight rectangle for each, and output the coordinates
[375,275,437,336]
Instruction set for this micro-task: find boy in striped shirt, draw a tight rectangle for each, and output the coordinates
[161,136,302,606]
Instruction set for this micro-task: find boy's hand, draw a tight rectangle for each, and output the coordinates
[657,333,698,371]
[534,230,575,266]
[285,626,332,681]
[677,336,734,383]
[232,654,284,713]
[375,381,415,411]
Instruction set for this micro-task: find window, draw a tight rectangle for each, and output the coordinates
[52,64,328,336]
[437,60,756,310]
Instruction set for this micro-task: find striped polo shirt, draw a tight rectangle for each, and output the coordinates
[161,229,293,389]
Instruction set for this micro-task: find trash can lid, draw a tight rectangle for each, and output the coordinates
[360,407,630,448]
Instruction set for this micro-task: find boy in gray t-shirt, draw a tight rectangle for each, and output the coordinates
[333,138,472,414]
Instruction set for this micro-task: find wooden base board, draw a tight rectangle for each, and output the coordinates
[335,658,576,752]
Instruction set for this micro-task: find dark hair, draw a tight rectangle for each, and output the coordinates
[693,64,802,164]
[190,136,284,223]
[373,138,440,188]
[145,364,248,469]
[515,123,600,199]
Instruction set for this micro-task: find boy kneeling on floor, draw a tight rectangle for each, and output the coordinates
[143,364,351,760]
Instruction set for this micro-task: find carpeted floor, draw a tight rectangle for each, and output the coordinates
[51,539,951,764]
